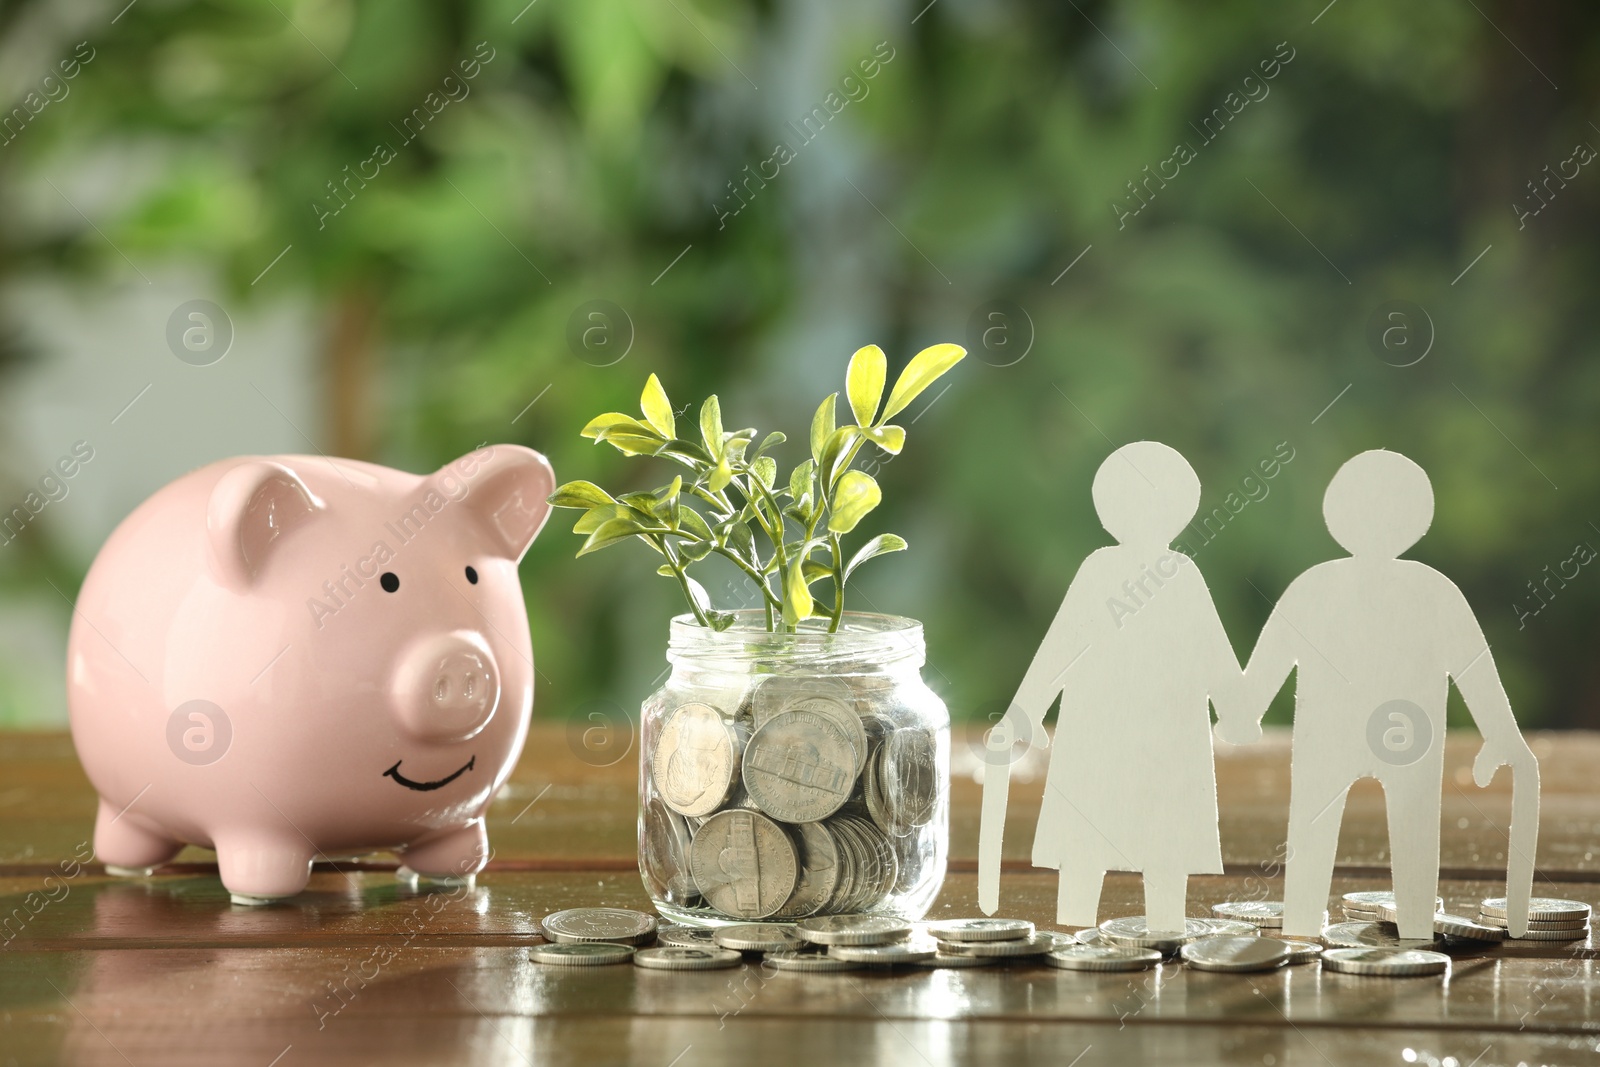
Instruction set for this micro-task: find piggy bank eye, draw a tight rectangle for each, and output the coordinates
[380,572,400,593]
[464,565,479,585]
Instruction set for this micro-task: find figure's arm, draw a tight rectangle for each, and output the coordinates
[1445,586,1536,784]
[1218,581,1302,744]
[1001,561,1099,751]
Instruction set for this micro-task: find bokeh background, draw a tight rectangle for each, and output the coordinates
[1,0,1596,732]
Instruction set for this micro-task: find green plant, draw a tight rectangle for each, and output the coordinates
[548,343,966,632]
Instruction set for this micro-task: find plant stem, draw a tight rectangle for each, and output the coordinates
[658,537,710,627]
[828,531,845,633]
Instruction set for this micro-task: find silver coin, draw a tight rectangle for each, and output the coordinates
[1202,919,1260,938]
[915,952,1000,968]
[689,808,799,919]
[1211,901,1283,927]
[1480,897,1592,922]
[1074,927,1104,946]
[1099,917,1216,952]
[530,942,636,966]
[927,918,1036,943]
[785,693,869,777]
[765,949,862,972]
[714,924,804,953]
[656,925,720,948]
[1044,944,1163,971]
[641,796,698,903]
[742,708,857,823]
[753,678,868,774]
[774,821,842,919]
[633,946,743,971]
[1181,935,1290,973]
[937,932,1066,958]
[880,727,939,836]
[1477,914,1591,932]
[1430,913,1506,942]
[652,702,738,818]
[1281,939,1323,964]
[829,936,940,964]
[795,914,912,946]
[543,908,658,945]
[1319,922,1434,950]
[1322,947,1450,977]
[863,744,890,833]
[1343,891,1442,913]
[1491,924,1591,941]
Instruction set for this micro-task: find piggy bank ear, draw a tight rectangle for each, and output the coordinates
[438,445,555,562]
[207,461,324,587]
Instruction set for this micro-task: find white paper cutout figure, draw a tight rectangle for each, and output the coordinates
[980,442,1240,934]
[1212,449,1540,939]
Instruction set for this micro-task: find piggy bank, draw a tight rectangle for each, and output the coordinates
[67,446,554,904]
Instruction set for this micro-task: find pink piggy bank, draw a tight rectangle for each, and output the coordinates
[67,446,555,904]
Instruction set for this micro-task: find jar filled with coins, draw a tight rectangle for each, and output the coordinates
[639,611,948,925]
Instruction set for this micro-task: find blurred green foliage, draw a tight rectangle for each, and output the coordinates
[1,0,1597,729]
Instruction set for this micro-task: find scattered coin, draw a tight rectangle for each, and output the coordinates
[1074,928,1104,946]
[937,932,1065,958]
[927,918,1036,943]
[742,707,858,823]
[1430,913,1507,942]
[1211,901,1284,928]
[1342,891,1442,915]
[1099,917,1217,953]
[657,925,721,948]
[1202,919,1261,938]
[633,946,743,971]
[830,937,940,965]
[1480,897,1592,922]
[1044,944,1163,972]
[796,914,913,946]
[915,952,1000,969]
[1281,939,1323,964]
[1319,922,1434,950]
[689,808,799,919]
[653,702,740,818]
[531,942,636,966]
[714,924,804,953]
[1181,936,1290,973]
[765,950,864,972]
[542,908,659,945]
[1321,947,1450,977]
[1491,925,1591,942]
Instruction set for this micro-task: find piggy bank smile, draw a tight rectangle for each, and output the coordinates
[383,756,477,792]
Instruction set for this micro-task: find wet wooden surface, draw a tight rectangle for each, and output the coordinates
[3,726,1599,1066]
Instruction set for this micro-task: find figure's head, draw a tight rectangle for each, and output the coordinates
[1323,449,1433,559]
[1092,441,1200,548]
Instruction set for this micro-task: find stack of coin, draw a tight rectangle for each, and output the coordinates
[1097,916,1254,956]
[644,672,942,921]
[531,908,661,968]
[1476,897,1592,941]
[1341,891,1442,923]
[1211,900,1283,929]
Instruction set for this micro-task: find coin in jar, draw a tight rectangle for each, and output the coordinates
[774,820,841,919]
[641,796,698,903]
[742,708,857,823]
[652,702,739,818]
[688,808,798,919]
[542,908,658,945]
[880,727,938,836]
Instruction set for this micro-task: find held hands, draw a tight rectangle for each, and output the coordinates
[1213,716,1262,746]
[1473,735,1537,788]
[1210,674,1262,746]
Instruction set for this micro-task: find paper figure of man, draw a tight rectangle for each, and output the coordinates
[980,441,1240,934]
[1214,449,1539,938]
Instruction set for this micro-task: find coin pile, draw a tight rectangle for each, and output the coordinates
[644,674,941,920]
[1476,897,1592,941]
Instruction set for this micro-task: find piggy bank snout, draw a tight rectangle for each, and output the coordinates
[391,632,501,742]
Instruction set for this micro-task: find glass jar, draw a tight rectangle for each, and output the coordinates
[638,611,949,925]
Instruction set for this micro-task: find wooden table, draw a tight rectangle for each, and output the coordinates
[3,726,1597,1066]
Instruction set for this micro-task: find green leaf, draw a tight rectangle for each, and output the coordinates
[593,428,667,457]
[818,425,860,491]
[678,539,714,562]
[706,610,736,632]
[844,533,908,583]
[547,480,615,509]
[656,438,714,466]
[641,373,675,438]
[861,424,906,455]
[578,517,653,556]
[881,343,966,421]
[827,470,881,534]
[787,458,814,506]
[707,453,733,492]
[699,395,724,457]
[721,521,755,561]
[846,344,887,427]
[678,506,715,542]
[801,559,833,584]
[755,431,787,456]
[783,557,814,626]
[573,503,628,534]
[751,456,777,489]
[580,412,655,440]
[810,393,837,463]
